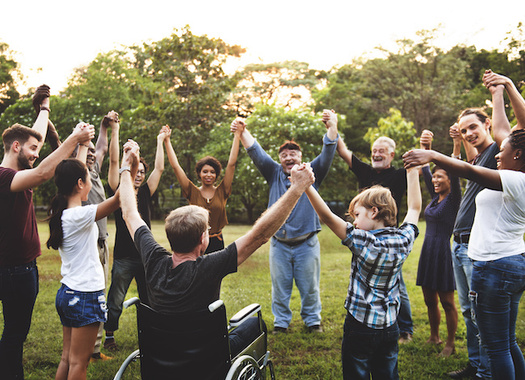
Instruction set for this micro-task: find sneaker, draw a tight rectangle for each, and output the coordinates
[308,325,323,333]
[448,363,477,379]
[398,332,413,344]
[272,326,288,334]
[90,352,113,362]
[103,337,119,351]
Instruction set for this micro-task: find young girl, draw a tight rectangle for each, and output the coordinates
[47,144,131,379]
[165,120,242,254]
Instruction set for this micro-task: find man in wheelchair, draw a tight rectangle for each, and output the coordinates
[117,141,315,378]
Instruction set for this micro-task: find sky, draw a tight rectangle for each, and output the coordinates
[2,0,524,94]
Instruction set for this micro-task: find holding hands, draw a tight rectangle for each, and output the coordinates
[122,139,140,178]
[289,163,315,191]
[322,109,337,130]
[73,122,95,144]
[102,110,120,128]
[32,84,51,114]
[403,149,434,169]
[230,117,246,135]
[158,125,171,142]
[420,129,433,150]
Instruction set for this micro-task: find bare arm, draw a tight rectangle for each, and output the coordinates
[336,138,353,168]
[403,149,502,191]
[107,118,121,191]
[95,111,118,165]
[75,140,89,164]
[305,186,347,240]
[484,70,525,131]
[95,189,120,221]
[10,124,95,192]
[322,109,338,141]
[450,123,477,162]
[488,84,512,147]
[165,131,191,192]
[234,164,314,265]
[120,142,146,238]
[231,118,255,149]
[31,85,51,151]
[402,167,421,225]
[146,126,168,195]
[46,120,61,150]
[222,123,243,195]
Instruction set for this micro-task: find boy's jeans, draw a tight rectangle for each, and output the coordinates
[342,312,399,380]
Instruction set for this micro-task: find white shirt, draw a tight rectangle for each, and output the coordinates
[59,205,105,291]
[469,170,525,261]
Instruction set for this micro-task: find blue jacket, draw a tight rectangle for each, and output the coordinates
[246,133,338,239]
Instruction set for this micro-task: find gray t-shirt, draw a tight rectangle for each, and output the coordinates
[134,225,237,313]
[82,161,108,240]
[453,142,499,234]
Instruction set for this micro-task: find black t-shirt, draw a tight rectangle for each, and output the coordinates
[112,184,153,260]
[351,155,407,221]
[134,225,237,314]
[453,142,499,234]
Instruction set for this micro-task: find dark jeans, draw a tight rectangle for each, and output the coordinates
[205,234,224,255]
[0,260,39,380]
[229,317,267,358]
[471,254,525,380]
[105,258,148,332]
[342,313,399,380]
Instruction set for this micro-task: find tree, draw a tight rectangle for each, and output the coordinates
[0,42,20,116]
[230,61,325,115]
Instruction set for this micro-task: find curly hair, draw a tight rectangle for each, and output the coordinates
[195,156,222,179]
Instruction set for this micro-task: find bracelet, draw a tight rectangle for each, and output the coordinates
[119,166,131,174]
[40,106,51,113]
[79,143,89,148]
[451,153,461,160]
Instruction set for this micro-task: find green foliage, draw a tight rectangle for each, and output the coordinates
[364,108,419,168]
[0,42,20,116]
[232,61,325,114]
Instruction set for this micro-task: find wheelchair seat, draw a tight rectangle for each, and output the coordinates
[114,298,275,380]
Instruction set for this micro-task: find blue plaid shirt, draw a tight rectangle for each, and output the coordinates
[342,222,418,329]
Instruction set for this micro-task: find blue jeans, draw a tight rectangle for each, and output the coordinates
[269,235,321,328]
[397,271,413,335]
[105,258,149,332]
[471,254,525,380]
[342,313,399,380]
[0,260,39,380]
[452,242,491,379]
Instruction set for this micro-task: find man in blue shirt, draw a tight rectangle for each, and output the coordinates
[231,110,338,333]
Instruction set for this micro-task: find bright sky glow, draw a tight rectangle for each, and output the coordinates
[1,0,524,94]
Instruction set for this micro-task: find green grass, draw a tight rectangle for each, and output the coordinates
[3,221,525,379]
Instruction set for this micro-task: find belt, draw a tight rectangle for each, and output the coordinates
[276,232,316,247]
[0,259,37,274]
[453,232,470,244]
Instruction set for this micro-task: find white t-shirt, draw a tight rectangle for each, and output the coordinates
[469,170,525,261]
[59,205,105,291]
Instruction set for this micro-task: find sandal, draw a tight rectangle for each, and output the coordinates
[103,338,119,351]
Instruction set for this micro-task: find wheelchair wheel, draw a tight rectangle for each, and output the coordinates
[226,355,263,380]
[113,349,141,380]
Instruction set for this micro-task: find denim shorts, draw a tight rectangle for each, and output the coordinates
[55,284,107,328]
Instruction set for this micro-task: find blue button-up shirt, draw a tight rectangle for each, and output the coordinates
[246,133,338,240]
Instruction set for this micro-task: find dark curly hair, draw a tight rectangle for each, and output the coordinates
[195,156,222,179]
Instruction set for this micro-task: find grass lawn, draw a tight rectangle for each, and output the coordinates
[3,220,525,379]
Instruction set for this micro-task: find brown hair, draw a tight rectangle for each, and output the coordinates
[165,205,209,253]
[458,108,492,132]
[2,124,43,151]
[348,185,397,227]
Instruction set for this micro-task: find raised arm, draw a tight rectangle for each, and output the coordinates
[483,70,525,131]
[234,163,314,265]
[402,167,422,225]
[403,149,502,191]
[231,118,255,149]
[119,141,146,238]
[336,138,353,168]
[305,185,347,240]
[95,111,118,165]
[165,128,191,192]
[450,123,477,163]
[322,109,338,141]
[107,115,121,191]
[10,123,95,192]
[487,83,512,147]
[146,125,169,195]
[31,85,51,151]
[222,121,243,195]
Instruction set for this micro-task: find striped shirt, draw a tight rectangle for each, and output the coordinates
[342,222,418,329]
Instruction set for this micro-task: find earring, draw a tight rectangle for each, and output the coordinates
[514,157,519,160]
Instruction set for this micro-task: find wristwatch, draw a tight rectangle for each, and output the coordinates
[119,166,131,174]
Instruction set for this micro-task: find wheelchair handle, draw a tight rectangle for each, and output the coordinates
[208,299,225,312]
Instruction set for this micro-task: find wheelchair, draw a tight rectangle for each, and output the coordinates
[114,297,275,380]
